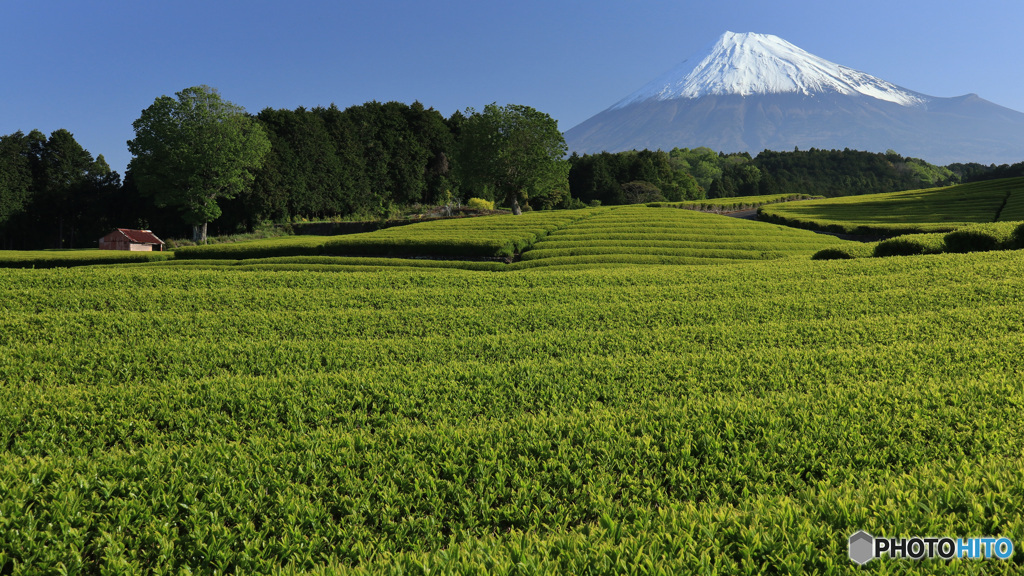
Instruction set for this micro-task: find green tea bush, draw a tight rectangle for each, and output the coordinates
[649,193,823,211]
[811,243,876,260]
[0,249,174,268]
[236,255,506,271]
[760,177,1024,236]
[942,221,1019,253]
[323,209,602,259]
[6,249,1024,572]
[873,233,947,257]
[519,205,849,268]
[173,235,330,259]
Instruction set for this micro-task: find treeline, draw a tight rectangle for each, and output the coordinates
[3,100,570,248]
[949,160,1024,183]
[2,96,1017,250]
[152,101,567,237]
[222,102,459,230]
[0,130,123,249]
[567,147,959,205]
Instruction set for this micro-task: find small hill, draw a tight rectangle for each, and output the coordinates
[759,177,1024,236]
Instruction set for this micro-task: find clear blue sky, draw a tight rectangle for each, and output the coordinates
[3,0,1022,175]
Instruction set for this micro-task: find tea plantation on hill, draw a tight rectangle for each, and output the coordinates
[2,191,1024,574]
[57,205,846,271]
[759,177,1024,235]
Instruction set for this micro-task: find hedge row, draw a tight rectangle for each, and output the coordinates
[0,249,174,268]
[172,235,333,259]
[647,193,824,211]
[812,221,1024,260]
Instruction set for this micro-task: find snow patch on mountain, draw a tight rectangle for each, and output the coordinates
[612,32,928,109]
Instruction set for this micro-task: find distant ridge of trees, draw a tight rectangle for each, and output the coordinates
[567,147,960,206]
[3,95,1024,249]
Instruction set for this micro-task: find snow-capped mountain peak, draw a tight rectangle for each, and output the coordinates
[611,31,927,109]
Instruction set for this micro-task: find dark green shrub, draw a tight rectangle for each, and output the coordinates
[873,233,946,257]
[1010,222,1024,249]
[811,244,875,260]
[943,222,1017,253]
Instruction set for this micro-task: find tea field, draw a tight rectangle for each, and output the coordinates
[119,205,848,272]
[760,177,1024,235]
[3,243,1024,573]
[516,206,845,268]
[647,192,823,211]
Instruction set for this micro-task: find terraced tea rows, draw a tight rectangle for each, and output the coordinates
[517,206,848,267]
[320,210,602,259]
[0,249,173,268]
[85,205,854,273]
[648,193,823,211]
[760,177,1024,235]
[4,250,1024,573]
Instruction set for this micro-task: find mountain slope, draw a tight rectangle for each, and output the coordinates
[565,32,1024,165]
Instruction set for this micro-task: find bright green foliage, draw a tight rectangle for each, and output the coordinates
[873,233,947,257]
[648,193,823,211]
[458,103,569,213]
[760,177,1024,235]
[128,85,272,243]
[3,251,1024,573]
[825,222,1023,260]
[173,235,332,259]
[811,243,876,260]
[322,210,599,258]
[0,206,853,270]
[647,192,823,211]
[465,197,495,211]
[942,221,1019,253]
[0,249,172,268]
[996,187,1024,221]
[516,206,848,267]
[132,255,507,272]
[153,206,856,268]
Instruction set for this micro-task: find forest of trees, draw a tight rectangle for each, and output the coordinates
[2,95,1021,249]
[0,129,123,249]
[567,147,963,206]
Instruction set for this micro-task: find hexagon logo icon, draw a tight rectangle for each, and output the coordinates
[849,531,875,565]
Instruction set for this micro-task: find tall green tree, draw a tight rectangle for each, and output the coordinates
[40,129,96,247]
[0,131,36,246]
[128,85,271,242]
[458,103,568,215]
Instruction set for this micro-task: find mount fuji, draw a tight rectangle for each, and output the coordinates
[564,32,1024,164]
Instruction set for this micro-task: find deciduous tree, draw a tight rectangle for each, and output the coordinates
[128,85,270,243]
[458,103,568,214]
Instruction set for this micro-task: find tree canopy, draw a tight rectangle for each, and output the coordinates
[0,129,119,249]
[127,85,270,242]
[458,103,568,214]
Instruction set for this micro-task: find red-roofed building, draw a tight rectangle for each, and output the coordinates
[99,229,165,251]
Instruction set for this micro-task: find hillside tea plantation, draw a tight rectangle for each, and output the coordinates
[154,206,848,273]
[759,177,1024,235]
[3,247,1024,574]
[516,206,846,268]
[647,193,823,211]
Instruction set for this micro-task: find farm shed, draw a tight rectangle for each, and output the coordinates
[98,229,165,251]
